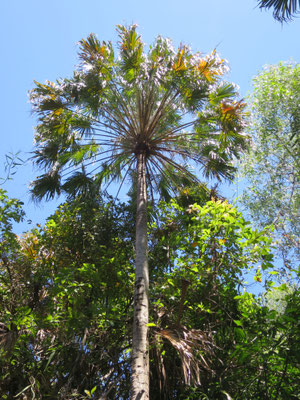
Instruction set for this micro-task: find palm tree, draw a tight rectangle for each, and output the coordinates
[258,0,300,21]
[30,25,247,400]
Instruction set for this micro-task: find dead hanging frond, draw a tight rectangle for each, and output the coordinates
[155,326,220,387]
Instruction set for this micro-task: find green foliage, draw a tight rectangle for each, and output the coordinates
[148,198,285,399]
[0,195,134,399]
[0,194,299,399]
[0,188,24,254]
[237,62,300,270]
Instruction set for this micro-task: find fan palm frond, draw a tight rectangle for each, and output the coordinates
[258,0,300,21]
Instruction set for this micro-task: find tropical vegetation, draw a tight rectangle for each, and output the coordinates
[1,189,298,399]
[0,22,299,400]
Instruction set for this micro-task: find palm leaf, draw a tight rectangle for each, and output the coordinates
[258,0,300,21]
[30,171,61,201]
[61,171,95,198]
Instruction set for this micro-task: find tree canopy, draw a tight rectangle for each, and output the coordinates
[237,62,299,271]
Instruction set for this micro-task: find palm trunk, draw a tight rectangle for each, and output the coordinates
[131,152,149,400]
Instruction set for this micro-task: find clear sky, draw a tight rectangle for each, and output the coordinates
[0,0,299,230]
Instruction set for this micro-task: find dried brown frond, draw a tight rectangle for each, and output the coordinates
[155,326,220,387]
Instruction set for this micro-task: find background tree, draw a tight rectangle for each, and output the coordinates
[258,0,300,22]
[0,188,24,268]
[148,197,298,399]
[29,25,247,399]
[237,62,299,272]
[0,194,135,399]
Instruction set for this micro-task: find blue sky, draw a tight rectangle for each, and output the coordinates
[0,0,299,230]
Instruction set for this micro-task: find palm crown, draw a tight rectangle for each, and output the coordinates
[30,25,247,201]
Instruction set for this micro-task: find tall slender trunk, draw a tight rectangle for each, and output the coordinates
[131,152,149,400]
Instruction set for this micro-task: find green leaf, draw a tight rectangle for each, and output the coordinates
[234,320,243,326]
[44,350,56,371]
[146,323,156,327]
